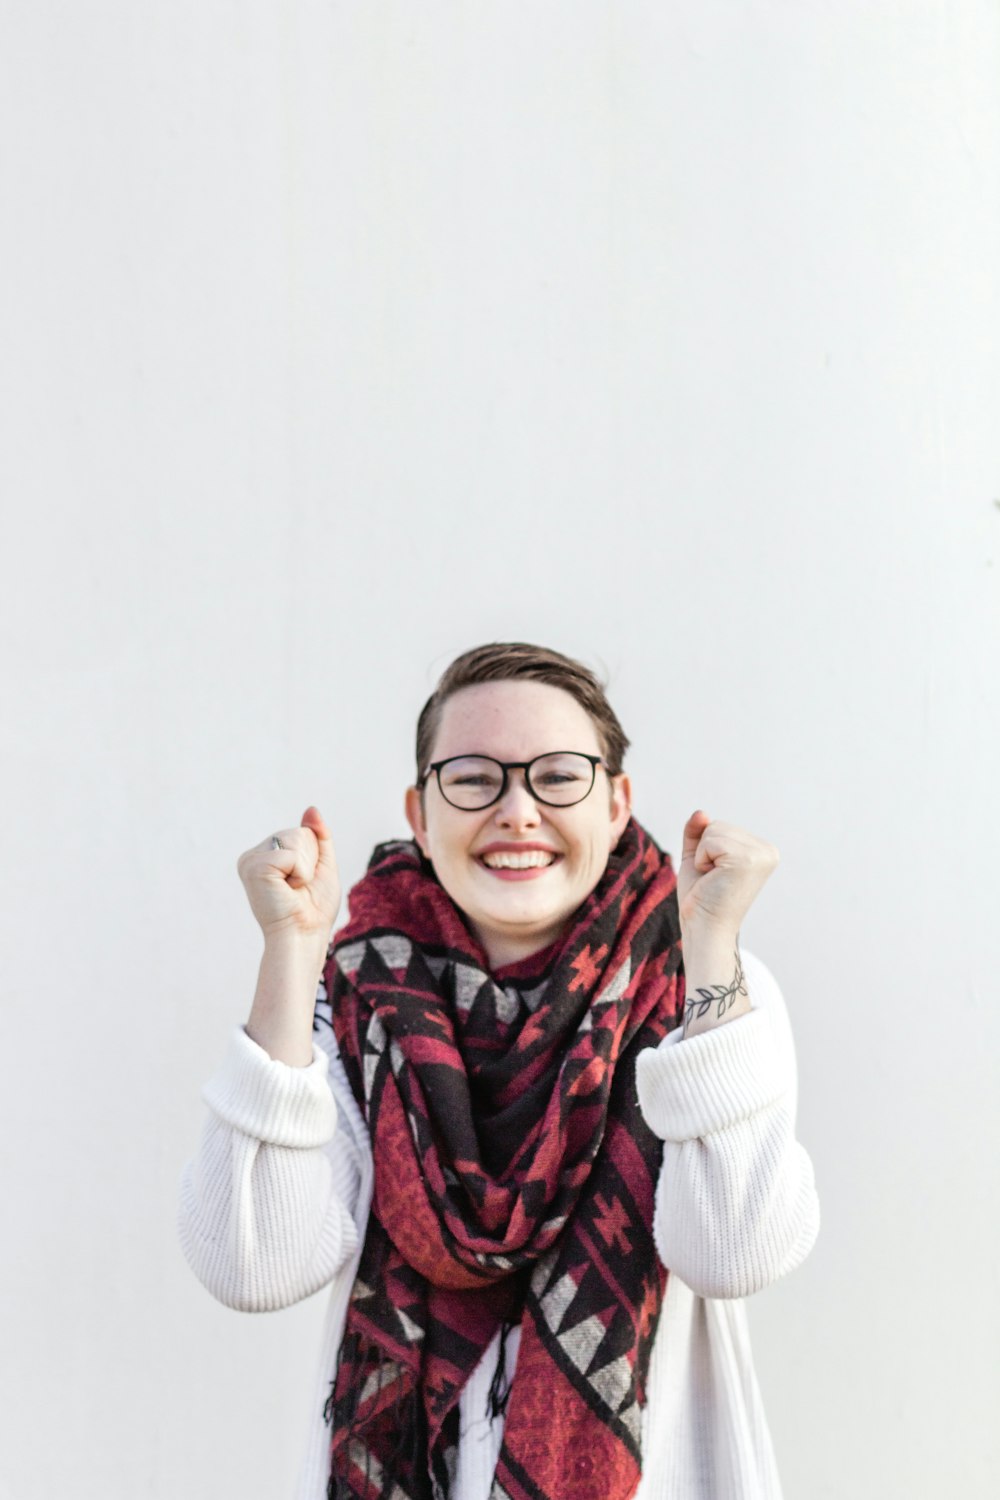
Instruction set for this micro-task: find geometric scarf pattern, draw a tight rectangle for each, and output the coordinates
[321,817,684,1500]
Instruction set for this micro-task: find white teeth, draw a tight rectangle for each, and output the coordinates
[480,850,556,870]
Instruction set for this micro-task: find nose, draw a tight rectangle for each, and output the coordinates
[494,769,542,829]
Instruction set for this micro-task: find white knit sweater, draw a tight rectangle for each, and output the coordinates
[178,949,819,1500]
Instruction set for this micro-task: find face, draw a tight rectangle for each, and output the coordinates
[404,680,632,969]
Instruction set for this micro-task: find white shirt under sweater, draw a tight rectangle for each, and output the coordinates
[178,950,819,1500]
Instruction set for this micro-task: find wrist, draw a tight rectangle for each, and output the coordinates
[680,927,749,1039]
[261,925,331,967]
[257,932,330,1009]
[680,919,740,956]
[248,936,329,1067]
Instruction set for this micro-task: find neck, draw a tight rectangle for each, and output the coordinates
[475,923,564,973]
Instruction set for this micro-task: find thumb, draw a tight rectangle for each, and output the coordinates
[681,809,711,864]
[301,806,334,868]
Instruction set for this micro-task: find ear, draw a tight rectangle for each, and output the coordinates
[404,785,431,857]
[608,772,632,844]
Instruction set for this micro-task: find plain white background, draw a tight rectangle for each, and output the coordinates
[2,3,998,1496]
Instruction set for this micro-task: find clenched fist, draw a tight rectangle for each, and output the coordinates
[676,810,779,937]
[237,805,341,946]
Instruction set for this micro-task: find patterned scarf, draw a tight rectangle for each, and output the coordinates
[322,817,684,1500]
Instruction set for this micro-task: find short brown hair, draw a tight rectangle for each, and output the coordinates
[415,642,630,784]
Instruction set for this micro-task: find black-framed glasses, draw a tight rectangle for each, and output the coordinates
[418,752,605,811]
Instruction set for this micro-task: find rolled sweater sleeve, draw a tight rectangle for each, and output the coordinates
[177,1015,368,1313]
[635,950,819,1300]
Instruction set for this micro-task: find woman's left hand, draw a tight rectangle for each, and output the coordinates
[676,811,780,937]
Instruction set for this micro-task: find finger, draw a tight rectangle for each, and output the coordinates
[681,810,711,863]
[239,828,313,886]
[252,821,317,883]
[262,837,315,888]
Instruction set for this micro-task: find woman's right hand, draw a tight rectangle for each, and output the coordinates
[237,805,341,946]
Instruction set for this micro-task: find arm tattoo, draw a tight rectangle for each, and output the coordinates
[683,940,748,1033]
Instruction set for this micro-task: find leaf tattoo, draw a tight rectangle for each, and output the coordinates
[683,942,748,1033]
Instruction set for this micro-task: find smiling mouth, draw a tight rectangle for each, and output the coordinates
[478,851,559,870]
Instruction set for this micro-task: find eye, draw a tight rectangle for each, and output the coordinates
[440,760,503,789]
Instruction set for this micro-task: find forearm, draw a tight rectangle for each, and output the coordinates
[637,951,821,1297]
[680,926,750,1039]
[245,934,329,1065]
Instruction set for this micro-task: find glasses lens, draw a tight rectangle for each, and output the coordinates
[437,757,505,808]
[528,753,596,805]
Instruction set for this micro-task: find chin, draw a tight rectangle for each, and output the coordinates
[485,905,567,938]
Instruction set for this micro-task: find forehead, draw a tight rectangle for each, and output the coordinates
[431,681,602,761]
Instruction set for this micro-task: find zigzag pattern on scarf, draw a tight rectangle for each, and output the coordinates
[323,819,683,1500]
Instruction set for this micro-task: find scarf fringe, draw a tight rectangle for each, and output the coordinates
[326,1339,419,1500]
[486,1317,516,1422]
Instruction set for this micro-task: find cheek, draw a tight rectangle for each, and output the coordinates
[579,827,613,878]
[427,818,481,866]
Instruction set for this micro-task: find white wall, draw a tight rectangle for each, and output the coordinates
[2,3,998,1496]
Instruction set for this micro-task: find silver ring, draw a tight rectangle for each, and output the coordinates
[270,836,284,850]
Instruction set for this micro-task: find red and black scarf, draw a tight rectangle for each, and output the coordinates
[322,817,684,1500]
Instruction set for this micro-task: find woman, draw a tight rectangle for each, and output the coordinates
[179,642,819,1500]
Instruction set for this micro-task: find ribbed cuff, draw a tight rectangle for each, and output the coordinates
[635,1008,785,1142]
[201,1026,338,1147]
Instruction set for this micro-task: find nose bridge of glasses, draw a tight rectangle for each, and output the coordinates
[499,761,539,805]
